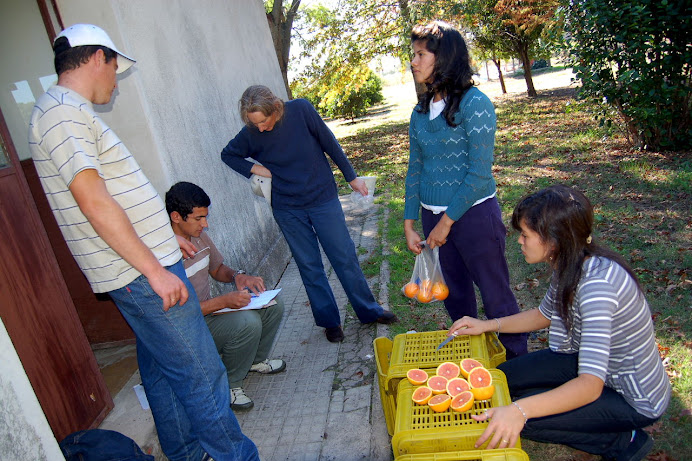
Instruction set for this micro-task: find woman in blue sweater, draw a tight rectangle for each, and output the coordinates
[221,85,397,343]
[403,21,527,358]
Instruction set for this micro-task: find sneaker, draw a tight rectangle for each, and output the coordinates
[325,326,345,343]
[249,358,286,374]
[230,387,253,411]
[612,429,653,461]
[376,310,399,324]
[201,453,215,461]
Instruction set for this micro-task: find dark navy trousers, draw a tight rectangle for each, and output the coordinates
[273,197,383,328]
[421,197,527,358]
[499,349,659,457]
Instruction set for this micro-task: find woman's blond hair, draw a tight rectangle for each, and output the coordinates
[239,85,285,127]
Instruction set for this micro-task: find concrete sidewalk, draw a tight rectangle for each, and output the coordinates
[99,196,393,460]
[234,196,391,460]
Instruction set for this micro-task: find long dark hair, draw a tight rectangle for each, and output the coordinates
[511,185,642,329]
[410,20,475,127]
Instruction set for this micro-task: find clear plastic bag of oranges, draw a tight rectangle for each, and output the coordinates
[401,245,449,303]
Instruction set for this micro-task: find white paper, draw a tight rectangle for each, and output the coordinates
[133,383,150,410]
[214,288,281,314]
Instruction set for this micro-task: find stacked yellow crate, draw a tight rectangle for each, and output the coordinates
[374,331,530,461]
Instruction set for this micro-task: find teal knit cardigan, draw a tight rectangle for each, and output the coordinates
[404,87,497,222]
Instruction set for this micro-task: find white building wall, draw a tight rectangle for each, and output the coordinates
[55,0,291,285]
[0,318,64,461]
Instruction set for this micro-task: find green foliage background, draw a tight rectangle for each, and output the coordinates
[565,0,692,151]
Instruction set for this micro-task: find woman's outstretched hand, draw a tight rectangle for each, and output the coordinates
[471,404,525,449]
[448,316,488,337]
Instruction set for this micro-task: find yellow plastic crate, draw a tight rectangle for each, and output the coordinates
[395,448,529,461]
[385,331,506,402]
[485,332,506,369]
[374,336,396,435]
[392,369,519,457]
[374,331,506,436]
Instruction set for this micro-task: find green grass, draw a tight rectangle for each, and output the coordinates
[333,81,692,460]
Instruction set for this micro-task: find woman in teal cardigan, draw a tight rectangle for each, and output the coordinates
[403,20,527,358]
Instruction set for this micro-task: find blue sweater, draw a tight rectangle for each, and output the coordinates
[404,87,497,222]
[221,99,357,210]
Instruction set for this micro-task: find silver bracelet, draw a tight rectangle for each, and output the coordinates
[495,318,501,333]
[512,401,528,426]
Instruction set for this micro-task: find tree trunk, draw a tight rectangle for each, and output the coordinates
[516,43,537,97]
[266,0,301,99]
[492,57,507,94]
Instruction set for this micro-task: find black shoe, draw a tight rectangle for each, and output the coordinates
[613,429,653,461]
[376,311,399,324]
[325,326,345,343]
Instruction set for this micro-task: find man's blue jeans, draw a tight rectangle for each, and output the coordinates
[273,197,383,328]
[500,349,659,458]
[109,260,259,461]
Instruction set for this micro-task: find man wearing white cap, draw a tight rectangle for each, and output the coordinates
[28,24,259,461]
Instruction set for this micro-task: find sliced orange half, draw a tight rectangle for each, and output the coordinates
[450,390,475,412]
[411,386,433,405]
[428,393,452,412]
[446,377,471,397]
[436,361,461,380]
[427,375,448,394]
[406,368,429,385]
[460,358,484,378]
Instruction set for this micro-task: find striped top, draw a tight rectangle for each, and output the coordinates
[404,87,497,222]
[539,256,671,418]
[183,231,223,304]
[28,86,181,293]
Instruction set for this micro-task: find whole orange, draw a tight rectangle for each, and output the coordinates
[403,282,419,298]
[432,282,449,300]
[416,287,433,303]
[419,279,432,292]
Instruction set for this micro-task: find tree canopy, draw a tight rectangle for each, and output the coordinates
[565,0,691,150]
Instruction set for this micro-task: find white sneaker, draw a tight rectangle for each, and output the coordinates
[249,358,286,374]
[230,387,253,411]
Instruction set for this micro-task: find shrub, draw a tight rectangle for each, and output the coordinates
[565,0,692,151]
[292,68,384,120]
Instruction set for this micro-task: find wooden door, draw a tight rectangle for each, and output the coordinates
[22,159,135,345]
[0,109,113,441]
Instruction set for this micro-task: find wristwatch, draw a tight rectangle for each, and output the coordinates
[233,270,246,281]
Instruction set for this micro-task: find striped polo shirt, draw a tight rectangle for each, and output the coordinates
[539,256,671,419]
[28,86,181,293]
[183,231,223,304]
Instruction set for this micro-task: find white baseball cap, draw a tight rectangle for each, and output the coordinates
[55,24,136,74]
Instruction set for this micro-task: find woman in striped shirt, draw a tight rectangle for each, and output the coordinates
[447,185,671,461]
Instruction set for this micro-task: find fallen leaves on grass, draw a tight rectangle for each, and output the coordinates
[515,278,540,291]
[647,451,679,461]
